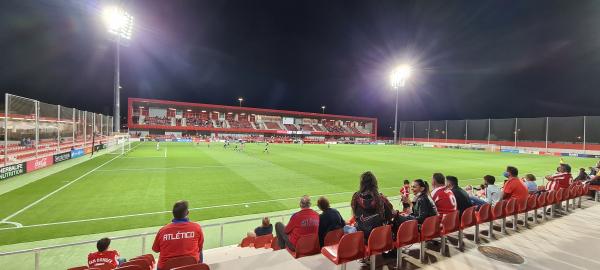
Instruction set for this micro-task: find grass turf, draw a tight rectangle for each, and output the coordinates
[0,142,592,246]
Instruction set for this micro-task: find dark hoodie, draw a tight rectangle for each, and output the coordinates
[351,192,394,242]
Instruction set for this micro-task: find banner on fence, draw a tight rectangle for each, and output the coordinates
[71,148,84,158]
[0,162,26,181]
[26,156,54,172]
[53,152,71,164]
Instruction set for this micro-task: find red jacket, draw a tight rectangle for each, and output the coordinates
[431,186,457,214]
[88,250,119,269]
[285,208,319,246]
[152,220,204,269]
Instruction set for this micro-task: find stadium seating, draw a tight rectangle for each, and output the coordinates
[419,215,441,263]
[115,266,143,270]
[440,211,459,256]
[459,206,477,249]
[67,267,89,270]
[239,236,255,247]
[163,256,198,270]
[321,231,365,270]
[253,234,273,249]
[365,225,393,270]
[524,195,537,226]
[536,192,547,221]
[120,258,152,270]
[284,124,298,131]
[270,236,281,250]
[475,203,492,241]
[323,228,344,246]
[286,234,320,258]
[394,220,419,268]
[264,122,280,130]
[172,264,210,270]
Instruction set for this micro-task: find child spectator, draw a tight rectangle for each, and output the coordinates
[400,179,411,212]
[523,174,538,193]
[88,238,122,269]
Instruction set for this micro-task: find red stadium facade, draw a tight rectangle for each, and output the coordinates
[127,98,377,141]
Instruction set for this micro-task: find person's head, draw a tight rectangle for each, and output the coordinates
[403,179,410,186]
[506,166,518,178]
[358,171,379,194]
[299,195,311,209]
[580,168,586,173]
[172,200,189,219]
[96,237,111,252]
[432,173,445,187]
[261,217,270,227]
[525,174,536,182]
[596,160,600,168]
[479,184,486,190]
[484,175,496,185]
[412,179,429,195]
[317,196,330,211]
[560,163,571,173]
[446,176,458,188]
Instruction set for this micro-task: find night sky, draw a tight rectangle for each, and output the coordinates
[1,0,600,136]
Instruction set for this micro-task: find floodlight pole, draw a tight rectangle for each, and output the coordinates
[113,37,121,133]
[393,86,399,144]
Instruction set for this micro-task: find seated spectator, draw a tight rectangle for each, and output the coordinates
[431,173,457,214]
[523,174,538,193]
[400,179,411,212]
[350,171,394,242]
[317,196,345,247]
[152,200,204,270]
[275,195,319,251]
[88,238,122,269]
[501,166,528,202]
[574,168,590,182]
[400,179,438,224]
[248,217,273,237]
[545,163,572,191]
[446,176,473,216]
[483,175,501,205]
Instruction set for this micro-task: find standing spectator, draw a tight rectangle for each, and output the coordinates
[88,238,121,269]
[483,175,501,205]
[350,171,394,242]
[275,196,319,251]
[545,164,572,191]
[523,174,538,193]
[501,166,528,202]
[431,173,457,214]
[445,176,473,216]
[248,217,273,237]
[317,196,345,247]
[152,200,204,270]
[400,179,411,212]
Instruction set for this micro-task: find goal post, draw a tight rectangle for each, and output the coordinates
[107,133,131,155]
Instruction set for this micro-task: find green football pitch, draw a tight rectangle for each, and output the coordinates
[0,142,593,246]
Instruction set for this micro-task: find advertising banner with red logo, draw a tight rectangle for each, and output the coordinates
[26,156,54,172]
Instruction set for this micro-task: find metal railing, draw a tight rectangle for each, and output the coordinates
[0,197,399,270]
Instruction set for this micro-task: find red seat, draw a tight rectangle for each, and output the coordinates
[366,225,394,268]
[504,198,517,231]
[419,215,441,263]
[239,236,255,247]
[440,211,459,254]
[491,200,506,235]
[536,193,547,222]
[323,228,344,246]
[67,267,88,270]
[253,234,273,249]
[163,256,198,270]
[270,236,281,250]
[172,264,210,270]
[287,233,320,258]
[116,266,144,270]
[459,206,477,248]
[476,203,491,241]
[321,231,365,269]
[394,220,419,268]
[546,190,557,217]
[121,259,151,270]
[524,195,537,226]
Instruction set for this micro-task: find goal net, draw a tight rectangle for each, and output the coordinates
[106,134,131,155]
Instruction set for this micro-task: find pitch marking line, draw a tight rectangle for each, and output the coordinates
[0,143,143,224]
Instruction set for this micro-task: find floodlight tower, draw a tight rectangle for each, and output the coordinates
[321,105,326,114]
[390,65,412,144]
[103,6,133,132]
[238,97,244,107]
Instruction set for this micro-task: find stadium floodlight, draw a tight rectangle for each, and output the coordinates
[389,64,412,144]
[321,105,326,114]
[102,6,134,133]
[238,97,244,107]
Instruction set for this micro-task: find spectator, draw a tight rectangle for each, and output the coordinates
[248,217,273,238]
[483,175,501,205]
[317,196,345,247]
[545,163,572,191]
[275,195,319,251]
[431,173,457,214]
[574,168,590,182]
[403,179,438,224]
[88,238,121,269]
[446,176,473,216]
[501,166,528,202]
[400,179,411,212]
[152,200,204,270]
[523,174,538,193]
[350,171,394,242]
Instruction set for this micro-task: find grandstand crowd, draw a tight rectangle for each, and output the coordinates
[78,161,600,270]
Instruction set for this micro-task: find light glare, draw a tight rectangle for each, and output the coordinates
[390,65,412,88]
[103,6,134,40]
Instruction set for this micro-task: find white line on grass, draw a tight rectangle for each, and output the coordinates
[0,143,143,223]
[0,186,405,231]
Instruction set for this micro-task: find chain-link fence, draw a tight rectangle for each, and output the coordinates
[1,94,113,165]
[399,116,600,151]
